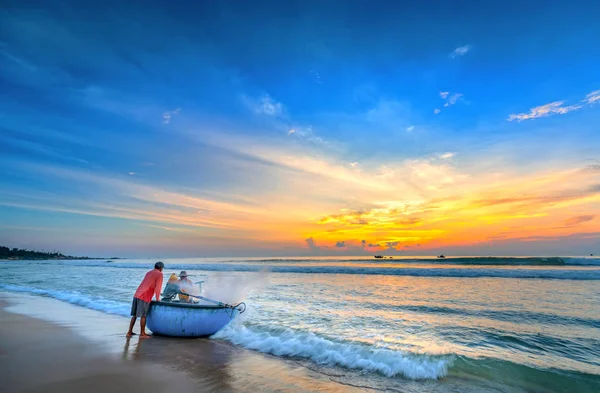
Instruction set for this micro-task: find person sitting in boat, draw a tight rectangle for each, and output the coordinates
[161,273,179,301]
[178,271,193,303]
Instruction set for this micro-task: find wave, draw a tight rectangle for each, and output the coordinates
[0,284,130,317]
[15,260,600,280]
[450,357,600,392]
[356,302,600,329]
[0,282,449,380]
[3,283,600,387]
[563,257,600,266]
[213,321,451,380]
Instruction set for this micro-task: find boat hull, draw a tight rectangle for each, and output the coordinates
[147,301,239,337]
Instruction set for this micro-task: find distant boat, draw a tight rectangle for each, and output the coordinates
[374,255,384,258]
[437,255,446,259]
[147,300,246,337]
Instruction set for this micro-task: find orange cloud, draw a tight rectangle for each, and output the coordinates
[565,215,595,226]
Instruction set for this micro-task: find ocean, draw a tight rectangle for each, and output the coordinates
[1,256,599,392]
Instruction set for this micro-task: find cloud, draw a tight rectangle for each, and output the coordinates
[386,241,400,249]
[445,93,463,106]
[584,90,600,105]
[406,125,415,132]
[242,95,328,145]
[319,209,370,226]
[508,89,600,121]
[128,172,136,176]
[361,239,366,247]
[368,243,381,248]
[349,162,359,168]
[450,45,472,58]
[439,152,454,160]
[256,95,282,116]
[565,215,595,226]
[286,125,328,146]
[397,217,422,226]
[305,164,600,254]
[508,101,582,122]
[242,94,283,117]
[335,241,346,247]
[436,92,463,113]
[162,108,180,124]
[309,69,322,84]
[305,237,319,250]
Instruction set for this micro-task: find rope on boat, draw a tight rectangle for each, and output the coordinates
[177,292,246,317]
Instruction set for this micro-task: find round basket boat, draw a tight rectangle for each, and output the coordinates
[147,301,245,337]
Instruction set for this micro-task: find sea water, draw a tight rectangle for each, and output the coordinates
[1,256,599,392]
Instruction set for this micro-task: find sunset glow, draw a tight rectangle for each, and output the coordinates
[1,2,598,257]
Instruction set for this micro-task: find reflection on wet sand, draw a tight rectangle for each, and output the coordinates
[124,336,235,392]
[123,334,366,393]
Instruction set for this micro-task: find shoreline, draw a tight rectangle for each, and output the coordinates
[0,293,365,393]
[0,257,122,261]
[0,301,199,393]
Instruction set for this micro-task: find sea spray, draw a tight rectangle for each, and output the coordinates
[202,269,269,304]
[177,278,202,299]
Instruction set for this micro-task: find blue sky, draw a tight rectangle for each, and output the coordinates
[1,1,599,257]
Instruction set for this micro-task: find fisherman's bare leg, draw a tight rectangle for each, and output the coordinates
[126,316,136,337]
[140,317,151,338]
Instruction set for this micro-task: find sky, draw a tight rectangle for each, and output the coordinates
[0,0,599,257]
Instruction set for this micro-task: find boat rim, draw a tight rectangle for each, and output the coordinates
[150,300,235,310]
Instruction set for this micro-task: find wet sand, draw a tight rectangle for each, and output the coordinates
[0,294,364,393]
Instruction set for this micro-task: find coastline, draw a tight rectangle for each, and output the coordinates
[0,302,199,393]
[0,293,364,393]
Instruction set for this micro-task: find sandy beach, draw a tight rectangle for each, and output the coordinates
[0,293,366,393]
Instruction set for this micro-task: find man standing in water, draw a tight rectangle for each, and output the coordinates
[126,261,164,338]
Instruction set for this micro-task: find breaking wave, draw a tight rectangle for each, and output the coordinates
[213,321,451,380]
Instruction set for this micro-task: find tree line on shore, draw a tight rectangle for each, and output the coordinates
[0,246,92,260]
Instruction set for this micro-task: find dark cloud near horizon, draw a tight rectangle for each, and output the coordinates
[565,215,595,226]
[386,241,400,250]
[305,237,319,250]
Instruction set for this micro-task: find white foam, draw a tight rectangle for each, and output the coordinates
[0,284,130,317]
[213,321,450,380]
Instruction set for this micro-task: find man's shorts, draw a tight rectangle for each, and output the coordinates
[130,297,150,317]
